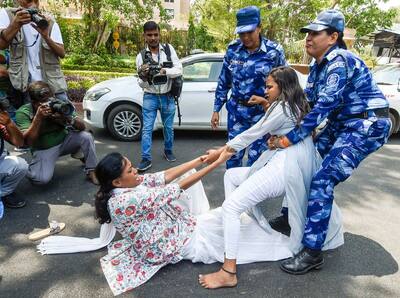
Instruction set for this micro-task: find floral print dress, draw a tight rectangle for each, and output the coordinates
[100,171,197,296]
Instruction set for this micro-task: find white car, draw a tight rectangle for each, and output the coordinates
[83,53,307,141]
[373,63,400,135]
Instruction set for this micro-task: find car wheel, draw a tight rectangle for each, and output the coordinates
[389,111,397,136]
[107,104,142,141]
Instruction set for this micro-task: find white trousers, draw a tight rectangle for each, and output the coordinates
[223,150,286,259]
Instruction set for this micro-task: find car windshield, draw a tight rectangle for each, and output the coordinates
[373,65,400,85]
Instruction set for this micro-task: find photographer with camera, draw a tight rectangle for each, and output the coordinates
[0,106,28,216]
[0,0,68,105]
[15,81,98,185]
[136,21,183,172]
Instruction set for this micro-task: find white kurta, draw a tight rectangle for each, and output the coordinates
[183,102,344,263]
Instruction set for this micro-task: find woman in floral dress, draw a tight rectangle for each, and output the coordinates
[95,150,303,295]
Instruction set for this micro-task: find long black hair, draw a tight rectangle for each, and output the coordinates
[325,27,347,50]
[268,66,310,124]
[94,152,125,224]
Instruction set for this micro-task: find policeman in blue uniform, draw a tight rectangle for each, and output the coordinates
[268,9,391,274]
[211,6,287,168]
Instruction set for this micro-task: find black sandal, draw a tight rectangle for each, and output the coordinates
[221,267,236,275]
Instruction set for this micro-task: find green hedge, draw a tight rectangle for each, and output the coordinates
[62,63,134,74]
[64,69,135,102]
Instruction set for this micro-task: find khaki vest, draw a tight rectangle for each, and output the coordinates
[5,8,67,93]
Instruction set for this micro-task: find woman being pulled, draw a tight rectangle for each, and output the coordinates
[198,66,344,289]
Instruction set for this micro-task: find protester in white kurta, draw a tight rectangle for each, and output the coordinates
[199,67,344,289]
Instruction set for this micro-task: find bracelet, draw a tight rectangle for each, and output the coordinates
[278,137,291,148]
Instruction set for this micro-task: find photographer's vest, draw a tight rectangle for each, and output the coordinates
[5,9,67,93]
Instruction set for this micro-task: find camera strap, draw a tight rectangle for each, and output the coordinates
[163,43,182,126]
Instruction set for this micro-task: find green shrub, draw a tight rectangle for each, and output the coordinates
[62,63,134,73]
[67,80,81,90]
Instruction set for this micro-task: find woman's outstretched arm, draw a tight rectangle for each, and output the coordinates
[164,156,207,184]
[177,149,234,190]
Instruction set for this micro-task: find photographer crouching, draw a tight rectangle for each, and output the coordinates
[0,105,28,216]
[136,21,183,172]
[15,81,98,185]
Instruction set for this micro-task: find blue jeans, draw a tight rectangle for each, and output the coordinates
[141,93,175,160]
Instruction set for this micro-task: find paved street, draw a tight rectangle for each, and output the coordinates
[1,128,399,298]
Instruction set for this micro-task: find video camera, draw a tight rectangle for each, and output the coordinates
[143,51,173,85]
[14,8,49,30]
[43,97,75,117]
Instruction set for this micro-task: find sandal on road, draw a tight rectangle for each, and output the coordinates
[28,221,66,241]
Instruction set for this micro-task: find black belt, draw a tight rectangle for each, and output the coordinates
[349,108,389,119]
[237,99,254,107]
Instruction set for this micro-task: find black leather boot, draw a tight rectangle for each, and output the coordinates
[280,247,324,275]
[269,213,291,236]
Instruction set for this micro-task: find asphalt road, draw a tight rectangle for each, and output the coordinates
[1,128,399,298]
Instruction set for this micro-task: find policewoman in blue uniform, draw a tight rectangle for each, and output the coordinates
[211,6,286,169]
[268,10,391,274]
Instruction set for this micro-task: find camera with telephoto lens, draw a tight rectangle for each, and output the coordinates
[44,97,74,117]
[14,8,49,30]
[143,51,172,85]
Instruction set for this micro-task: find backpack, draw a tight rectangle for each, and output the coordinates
[162,43,183,100]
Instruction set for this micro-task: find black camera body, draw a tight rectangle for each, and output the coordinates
[44,97,74,117]
[27,8,49,30]
[143,51,172,85]
[14,8,49,30]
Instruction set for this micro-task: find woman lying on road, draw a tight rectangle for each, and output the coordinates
[198,66,344,289]
[92,151,302,295]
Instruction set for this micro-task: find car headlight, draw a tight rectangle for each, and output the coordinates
[84,87,111,101]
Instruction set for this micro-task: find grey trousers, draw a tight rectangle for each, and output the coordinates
[27,131,97,185]
[0,152,29,197]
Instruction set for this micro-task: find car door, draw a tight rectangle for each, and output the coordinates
[174,59,226,129]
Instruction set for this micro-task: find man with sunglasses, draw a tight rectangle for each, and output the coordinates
[0,0,67,106]
[211,6,287,169]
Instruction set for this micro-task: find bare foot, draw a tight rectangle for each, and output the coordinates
[198,269,237,289]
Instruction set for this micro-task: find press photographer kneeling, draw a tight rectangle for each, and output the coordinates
[136,21,183,171]
[15,81,98,185]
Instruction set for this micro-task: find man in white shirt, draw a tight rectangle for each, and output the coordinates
[0,0,68,106]
[136,21,183,171]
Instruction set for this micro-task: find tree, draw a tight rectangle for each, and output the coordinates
[333,0,397,37]
[192,0,397,53]
[60,0,171,52]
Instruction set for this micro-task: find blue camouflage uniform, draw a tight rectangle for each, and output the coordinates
[214,37,287,168]
[285,45,391,250]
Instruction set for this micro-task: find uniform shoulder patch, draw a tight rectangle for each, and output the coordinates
[326,73,340,87]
